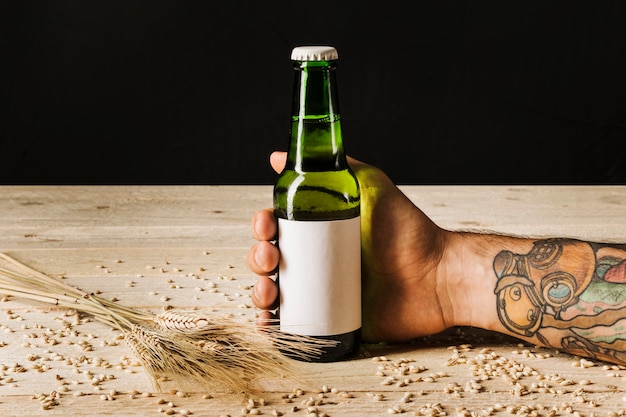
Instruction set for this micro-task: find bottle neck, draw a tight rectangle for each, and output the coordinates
[287,60,347,172]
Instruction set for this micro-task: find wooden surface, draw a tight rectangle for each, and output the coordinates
[0,185,625,417]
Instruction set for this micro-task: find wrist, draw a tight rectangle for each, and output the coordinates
[439,231,534,332]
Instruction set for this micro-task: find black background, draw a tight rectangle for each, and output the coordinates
[2,1,625,185]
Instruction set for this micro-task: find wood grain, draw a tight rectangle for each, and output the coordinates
[0,185,625,417]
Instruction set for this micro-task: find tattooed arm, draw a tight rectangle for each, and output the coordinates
[448,234,626,365]
[248,151,626,365]
[505,240,626,364]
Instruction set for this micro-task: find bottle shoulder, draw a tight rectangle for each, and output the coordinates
[274,169,360,220]
[274,168,360,191]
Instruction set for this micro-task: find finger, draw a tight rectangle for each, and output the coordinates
[251,275,279,310]
[269,151,287,173]
[251,208,277,241]
[346,154,366,168]
[255,309,277,328]
[246,240,279,275]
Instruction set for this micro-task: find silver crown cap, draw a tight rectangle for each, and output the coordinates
[291,46,338,61]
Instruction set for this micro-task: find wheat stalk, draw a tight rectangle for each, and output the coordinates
[0,252,334,393]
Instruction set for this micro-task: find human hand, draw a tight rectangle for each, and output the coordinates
[247,151,451,343]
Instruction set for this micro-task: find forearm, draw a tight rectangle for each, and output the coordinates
[447,231,626,365]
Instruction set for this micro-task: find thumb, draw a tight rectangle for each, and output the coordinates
[269,151,287,174]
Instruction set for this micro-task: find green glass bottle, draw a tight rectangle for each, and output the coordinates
[274,46,361,362]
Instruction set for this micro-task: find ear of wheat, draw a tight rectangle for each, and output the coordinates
[0,252,335,393]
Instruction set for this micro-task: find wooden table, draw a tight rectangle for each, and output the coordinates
[0,185,625,417]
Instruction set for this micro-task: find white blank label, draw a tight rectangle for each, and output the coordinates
[278,217,361,336]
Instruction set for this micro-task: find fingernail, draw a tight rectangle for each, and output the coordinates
[253,214,262,236]
[251,282,260,301]
[254,248,264,269]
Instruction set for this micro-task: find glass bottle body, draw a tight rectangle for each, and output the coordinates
[273,57,361,362]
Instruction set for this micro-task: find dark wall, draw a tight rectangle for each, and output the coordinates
[2,1,625,185]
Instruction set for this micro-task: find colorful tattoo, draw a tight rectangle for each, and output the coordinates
[493,239,626,365]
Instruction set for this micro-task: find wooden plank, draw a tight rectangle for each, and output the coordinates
[400,185,626,242]
[0,185,625,416]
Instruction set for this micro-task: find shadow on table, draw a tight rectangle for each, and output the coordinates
[359,326,527,358]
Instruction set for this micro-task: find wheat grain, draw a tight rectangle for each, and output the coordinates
[154,311,210,331]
